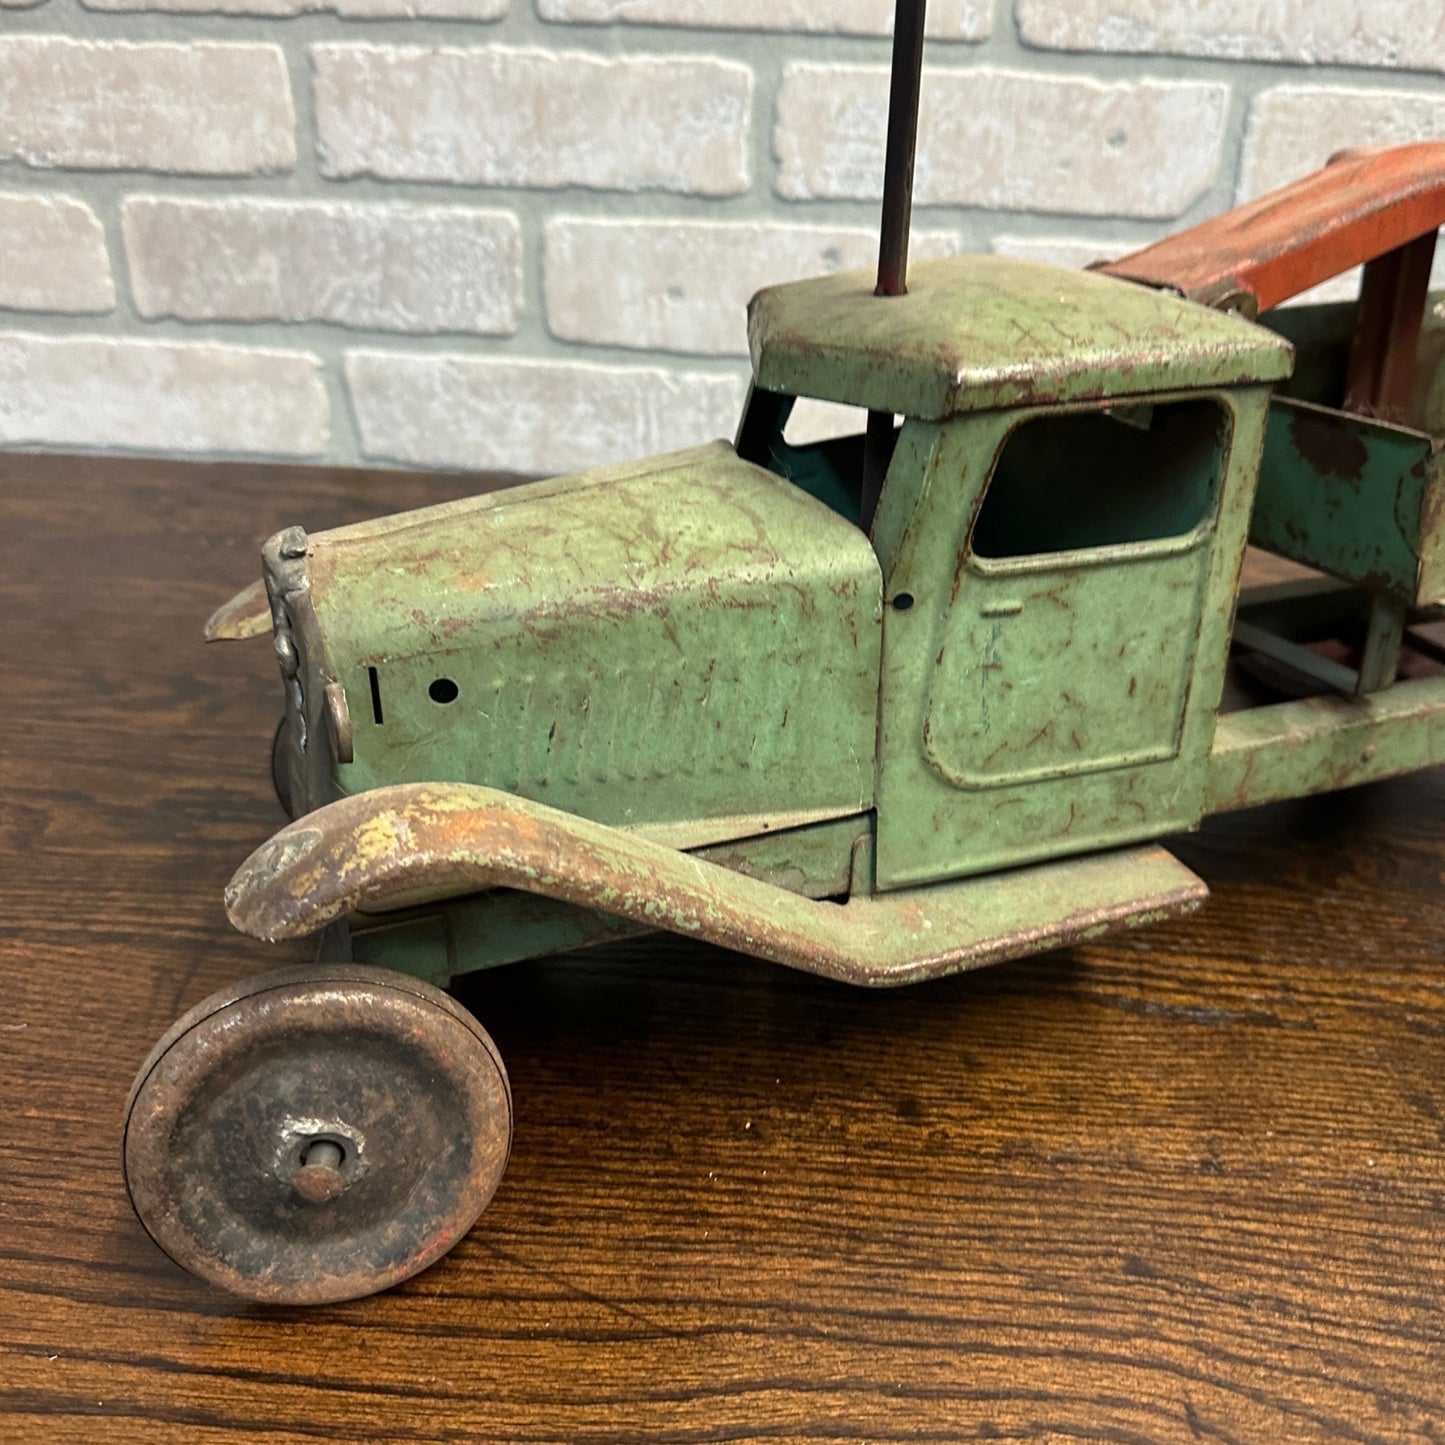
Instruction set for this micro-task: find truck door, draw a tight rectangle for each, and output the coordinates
[876,396,1235,886]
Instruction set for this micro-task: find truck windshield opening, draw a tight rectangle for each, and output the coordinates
[736,389,881,530]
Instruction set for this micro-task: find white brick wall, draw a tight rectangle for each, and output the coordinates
[312,45,753,195]
[89,0,507,14]
[345,351,745,474]
[774,64,1229,215]
[536,0,994,40]
[543,218,961,354]
[1017,1,1445,72]
[0,334,327,455]
[122,197,522,333]
[0,38,295,174]
[0,194,114,313]
[0,1,1441,474]
[1240,84,1445,197]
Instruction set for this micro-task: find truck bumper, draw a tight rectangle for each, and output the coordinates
[226,783,1206,988]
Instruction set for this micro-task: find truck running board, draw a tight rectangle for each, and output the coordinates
[226,783,1207,988]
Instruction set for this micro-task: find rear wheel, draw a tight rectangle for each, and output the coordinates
[123,963,512,1305]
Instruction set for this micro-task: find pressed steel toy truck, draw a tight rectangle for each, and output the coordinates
[121,37,1445,1302]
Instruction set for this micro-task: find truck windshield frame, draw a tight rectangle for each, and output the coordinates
[735,386,883,530]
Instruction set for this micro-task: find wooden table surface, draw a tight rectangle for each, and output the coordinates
[2,450,1443,1443]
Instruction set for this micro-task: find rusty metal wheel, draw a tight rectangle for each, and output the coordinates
[122,963,511,1305]
[270,716,295,819]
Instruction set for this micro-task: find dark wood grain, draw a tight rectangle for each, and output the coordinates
[1,451,1442,1444]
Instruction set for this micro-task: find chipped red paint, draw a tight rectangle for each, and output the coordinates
[1103,143,1445,315]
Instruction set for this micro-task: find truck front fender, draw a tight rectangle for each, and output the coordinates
[226,783,1205,988]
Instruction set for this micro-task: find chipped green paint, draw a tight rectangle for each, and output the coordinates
[230,244,1445,989]
[1260,290,1445,435]
[1417,449,1445,607]
[309,442,882,843]
[1206,673,1445,814]
[349,812,869,985]
[1413,295,1445,435]
[748,256,1293,419]
[1252,398,1441,604]
[871,388,1272,887]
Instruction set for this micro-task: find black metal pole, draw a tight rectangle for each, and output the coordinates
[861,0,927,531]
[876,0,927,299]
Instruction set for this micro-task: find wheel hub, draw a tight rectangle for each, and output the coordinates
[281,1120,366,1205]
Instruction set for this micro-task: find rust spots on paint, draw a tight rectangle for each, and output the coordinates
[1289,407,1369,483]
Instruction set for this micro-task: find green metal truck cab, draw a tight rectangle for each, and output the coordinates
[742,256,1291,887]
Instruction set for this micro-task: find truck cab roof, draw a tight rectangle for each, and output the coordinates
[747,254,1294,420]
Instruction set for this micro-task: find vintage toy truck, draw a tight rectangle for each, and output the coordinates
[123,141,1445,1306]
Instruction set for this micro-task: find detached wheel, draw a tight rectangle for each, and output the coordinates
[123,964,511,1305]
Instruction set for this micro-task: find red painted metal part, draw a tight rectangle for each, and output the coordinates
[1102,143,1445,315]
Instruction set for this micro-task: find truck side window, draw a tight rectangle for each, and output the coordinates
[971,398,1229,559]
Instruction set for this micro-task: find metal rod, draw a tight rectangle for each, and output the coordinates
[1355,594,1407,697]
[875,0,927,297]
[859,410,895,533]
[861,0,927,532]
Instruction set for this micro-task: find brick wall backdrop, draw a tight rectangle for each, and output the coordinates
[1,2,1443,476]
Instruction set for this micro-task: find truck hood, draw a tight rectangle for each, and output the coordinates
[305,442,884,841]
